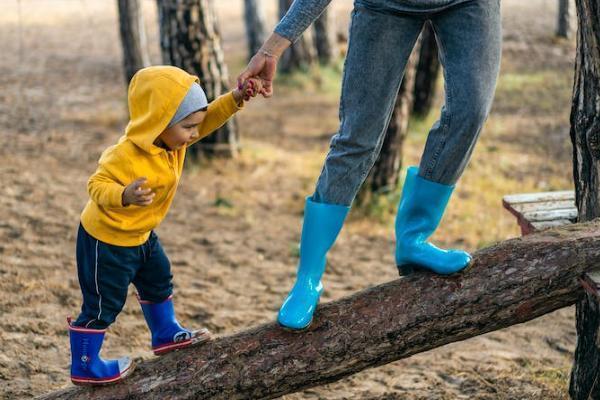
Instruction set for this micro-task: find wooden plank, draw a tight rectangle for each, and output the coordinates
[523,208,578,222]
[531,219,574,231]
[507,199,576,214]
[502,190,574,205]
[502,190,577,236]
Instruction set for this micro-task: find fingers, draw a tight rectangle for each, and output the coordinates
[237,69,252,89]
[237,54,264,88]
[127,177,155,206]
[133,190,155,206]
[131,177,147,189]
[239,78,265,101]
[260,81,273,98]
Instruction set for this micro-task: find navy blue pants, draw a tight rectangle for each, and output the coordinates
[73,223,173,329]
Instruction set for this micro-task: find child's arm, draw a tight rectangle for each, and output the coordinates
[87,147,132,208]
[188,79,262,146]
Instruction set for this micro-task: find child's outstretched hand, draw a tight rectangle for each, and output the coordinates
[122,177,155,207]
[233,78,263,105]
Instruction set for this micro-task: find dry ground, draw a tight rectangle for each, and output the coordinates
[0,0,578,399]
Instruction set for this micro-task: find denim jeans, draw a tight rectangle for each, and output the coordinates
[312,0,502,206]
[73,224,173,329]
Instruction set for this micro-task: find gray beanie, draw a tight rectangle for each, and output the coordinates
[168,82,208,128]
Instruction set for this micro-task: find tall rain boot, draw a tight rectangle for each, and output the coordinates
[138,295,211,355]
[68,317,133,386]
[395,166,471,275]
[278,197,350,330]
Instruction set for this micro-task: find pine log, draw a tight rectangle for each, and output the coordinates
[40,220,600,400]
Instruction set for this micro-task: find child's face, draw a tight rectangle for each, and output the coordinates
[156,110,207,151]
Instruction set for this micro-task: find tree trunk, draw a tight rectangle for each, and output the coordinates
[568,0,600,398]
[117,0,150,84]
[557,0,571,38]
[156,0,238,159]
[412,22,440,117]
[40,220,600,400]
[357,41,420,202]
[243,0,267,61]
[313,8,335,65]
[278,0,315,73]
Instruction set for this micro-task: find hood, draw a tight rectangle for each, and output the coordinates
[122,66,199,155]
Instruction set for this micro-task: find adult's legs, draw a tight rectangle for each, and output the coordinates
[394,0,502,275]
[419,0,502,183]
[312,5,425,206]
[278,6,425,330]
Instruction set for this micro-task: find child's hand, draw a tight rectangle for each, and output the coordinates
[122,177,155,207]
[233,78,263,105]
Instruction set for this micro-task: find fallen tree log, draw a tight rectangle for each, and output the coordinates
[40,220,600,400]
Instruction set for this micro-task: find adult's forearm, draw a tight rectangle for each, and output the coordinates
[274,0,333,43]
[259,32,292,58]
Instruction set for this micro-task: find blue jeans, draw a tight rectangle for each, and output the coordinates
[312,0,502,206]
[73,224,173,329]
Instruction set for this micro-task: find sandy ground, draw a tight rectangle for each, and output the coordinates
[0,0,578,399]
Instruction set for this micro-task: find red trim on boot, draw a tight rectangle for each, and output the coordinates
[66,316,107,333]
[71,363,133,386]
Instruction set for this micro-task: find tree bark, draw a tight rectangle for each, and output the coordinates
[412,22,440,117]
[568,0,600,397]
[243,0,267,61]
[313,8,335,65]
[357,41,420,202]
[41,220,600,400]
[117,0,150,84]
[557,0,571,38]
[156,0,238,158]
[278,0,315,73]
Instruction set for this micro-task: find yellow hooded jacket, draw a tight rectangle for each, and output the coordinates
[80,66,242,246]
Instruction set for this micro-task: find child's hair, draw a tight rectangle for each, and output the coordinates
[199,106,208,112]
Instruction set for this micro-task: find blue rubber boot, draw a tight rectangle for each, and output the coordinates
[395,166,471,275]
[138,295,211,355]
[68,318,133,386]
[278,197,350,330]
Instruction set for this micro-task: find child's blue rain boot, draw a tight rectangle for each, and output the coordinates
[278,197,350,330]
[138,295,211,355]
[395,166,471,275]
[68,317,133,386]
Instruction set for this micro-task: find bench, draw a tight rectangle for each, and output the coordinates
[502,190,600,299]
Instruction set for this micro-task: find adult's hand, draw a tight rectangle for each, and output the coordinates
[237,32,292,98]
[237,52,278,98]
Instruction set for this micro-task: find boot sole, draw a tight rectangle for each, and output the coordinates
[153,328,212,356]
[398,261,473,277]
[71,361,135,386]
[278,320,312,333]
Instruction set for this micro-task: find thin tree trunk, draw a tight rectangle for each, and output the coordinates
[156,0,238,158]
[117,0,150,84]
[568,0,600,397]
[412,22,440,117]
[244,0,267,61]
[557,0,571,38]
[40,220,600,400]
[278,0,315,73]
[313,8,335,65]
[357,41,420,202]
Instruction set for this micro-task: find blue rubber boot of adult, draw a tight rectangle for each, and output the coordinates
[395,166,471,275]
[278,197,350,330]
[138,295,210,355]
[68,318,133,386]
